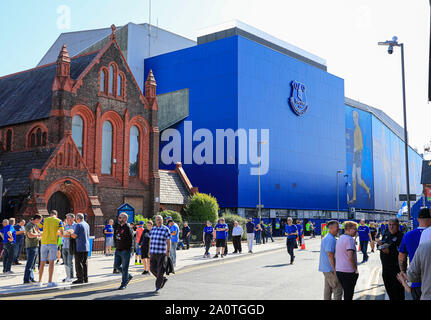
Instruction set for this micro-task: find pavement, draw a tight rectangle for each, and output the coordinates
[0,236,287,298]
[0,236,392,300]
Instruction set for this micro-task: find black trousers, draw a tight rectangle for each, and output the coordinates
[286,238,295,262]
[150,253,166,289]
[382,267,405,300]
[336,271,359,300]
[204,236,212,254]
[232,235,242,253]
[75,251,88,282]
[411,286,422,300]
[183,236,190,249]
[360,241,369,261]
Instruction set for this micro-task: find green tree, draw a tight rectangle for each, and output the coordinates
[153,210,183,225]
[184,192,219,223]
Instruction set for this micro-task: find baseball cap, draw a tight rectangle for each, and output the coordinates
[139,221,144,225]
[418,207,431,219]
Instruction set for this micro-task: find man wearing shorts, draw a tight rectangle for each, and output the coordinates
[213,218,228,259]
[38,210,63,287]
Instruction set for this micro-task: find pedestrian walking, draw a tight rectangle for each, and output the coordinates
[285,217,297,264]
[13,219,25,265]
[135,221,144,265]
[398,208,431,300]
[404,240,431,299]
[335,221,359,300]
[202,221,214,258]
[70,213,90,284]
[265,222,274,243]
[104,219,114,256]
[23,215,42,284]
[358,219,372,263]
[245,218,255,253]
[376,218,405,300]
[37,210,63,287]
[296,220,303,248]
[139,220,152,275]
[149,215,171,291]
[60,213,76,282]
[182,222,191,250]
[167,220,179,266]
[1,219,16,274]
[113,212,134,290]
[319,220,343,300]
[259,220,266,244]
[213,218,228,258]
[232,221,243,254]
[369,222,377,252]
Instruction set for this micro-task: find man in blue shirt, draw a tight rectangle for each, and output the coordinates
[245,218,255,253]
[1,219,16,274]
[398,208,431,300]
[358,219,372,263]
[13,219,26,265]
[319,220,342,300]
[285,217,298,264]
[167,220,179,266]
[70,213,90,284]
[202,221,214,258]
[296,220,303,249]
[214,218,228,258]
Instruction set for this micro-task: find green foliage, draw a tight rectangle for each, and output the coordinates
[184,192,219,223]
[221,211,248,240]
[134,215,151,227]
[153,210,183,225]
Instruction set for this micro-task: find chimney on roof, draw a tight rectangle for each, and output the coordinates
[110,24,116,40]
[145,69,157,105]
[52,44,74,91]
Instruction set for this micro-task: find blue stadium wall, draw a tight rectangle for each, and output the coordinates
[145,34,423,218]
[236,36,347,211]
[146,35,347,212]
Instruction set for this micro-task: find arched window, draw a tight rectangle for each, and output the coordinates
[129,126,140,176]
[72,115,84,155]
[42,132,47,146]
[109,65,115,95]
[36,128,42,146]
[5,129,12,151]
[30,134,36,147]
[100,69,107,93]
[117,74,122,97]
[101,121,113,174]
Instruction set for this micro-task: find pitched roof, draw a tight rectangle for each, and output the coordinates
[0,148,55,197]
[159,170,190,205]
[0,51,98,128]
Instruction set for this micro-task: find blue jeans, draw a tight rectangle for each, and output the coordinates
[24,247,38,283]
[14,240,24,263]
[360,241,369,261]
[255,231,261,244]
[62,247,74,279]
[170,242,177,265]
[3,242,16,272]
[114,249,132,287]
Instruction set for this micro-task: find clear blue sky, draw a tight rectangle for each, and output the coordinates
[1,0,430,151]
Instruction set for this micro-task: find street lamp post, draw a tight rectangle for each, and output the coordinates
[337,170,343,218]
[258,140,267,221]
[378,36,412,224]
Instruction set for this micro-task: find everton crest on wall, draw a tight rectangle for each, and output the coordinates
[289,81,309,116]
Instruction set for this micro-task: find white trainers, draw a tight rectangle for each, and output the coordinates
[37,282,43,287]
[47,282,58,288]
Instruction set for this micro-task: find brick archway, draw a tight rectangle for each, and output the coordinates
[45,177,94,216]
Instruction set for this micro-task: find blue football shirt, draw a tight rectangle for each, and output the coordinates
[399,227,425,288]
[358,225,370,242]
[285,225,298,239]
[215,223,228,240]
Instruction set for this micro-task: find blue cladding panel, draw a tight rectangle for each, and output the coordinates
[145,37,239,207]
[345,106,374,209]
[236,36,346,211]
[372,116,422,212]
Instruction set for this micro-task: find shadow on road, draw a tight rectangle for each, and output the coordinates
[42,287,116,300]
[263,263,290,268]
[94,290,159,300]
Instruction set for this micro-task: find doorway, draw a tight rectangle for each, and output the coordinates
[47,191,71,220]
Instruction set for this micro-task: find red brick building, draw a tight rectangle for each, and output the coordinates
[0,25,195,224]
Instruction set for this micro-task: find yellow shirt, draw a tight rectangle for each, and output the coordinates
[354,125,363,152]
[38,216,63,245]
